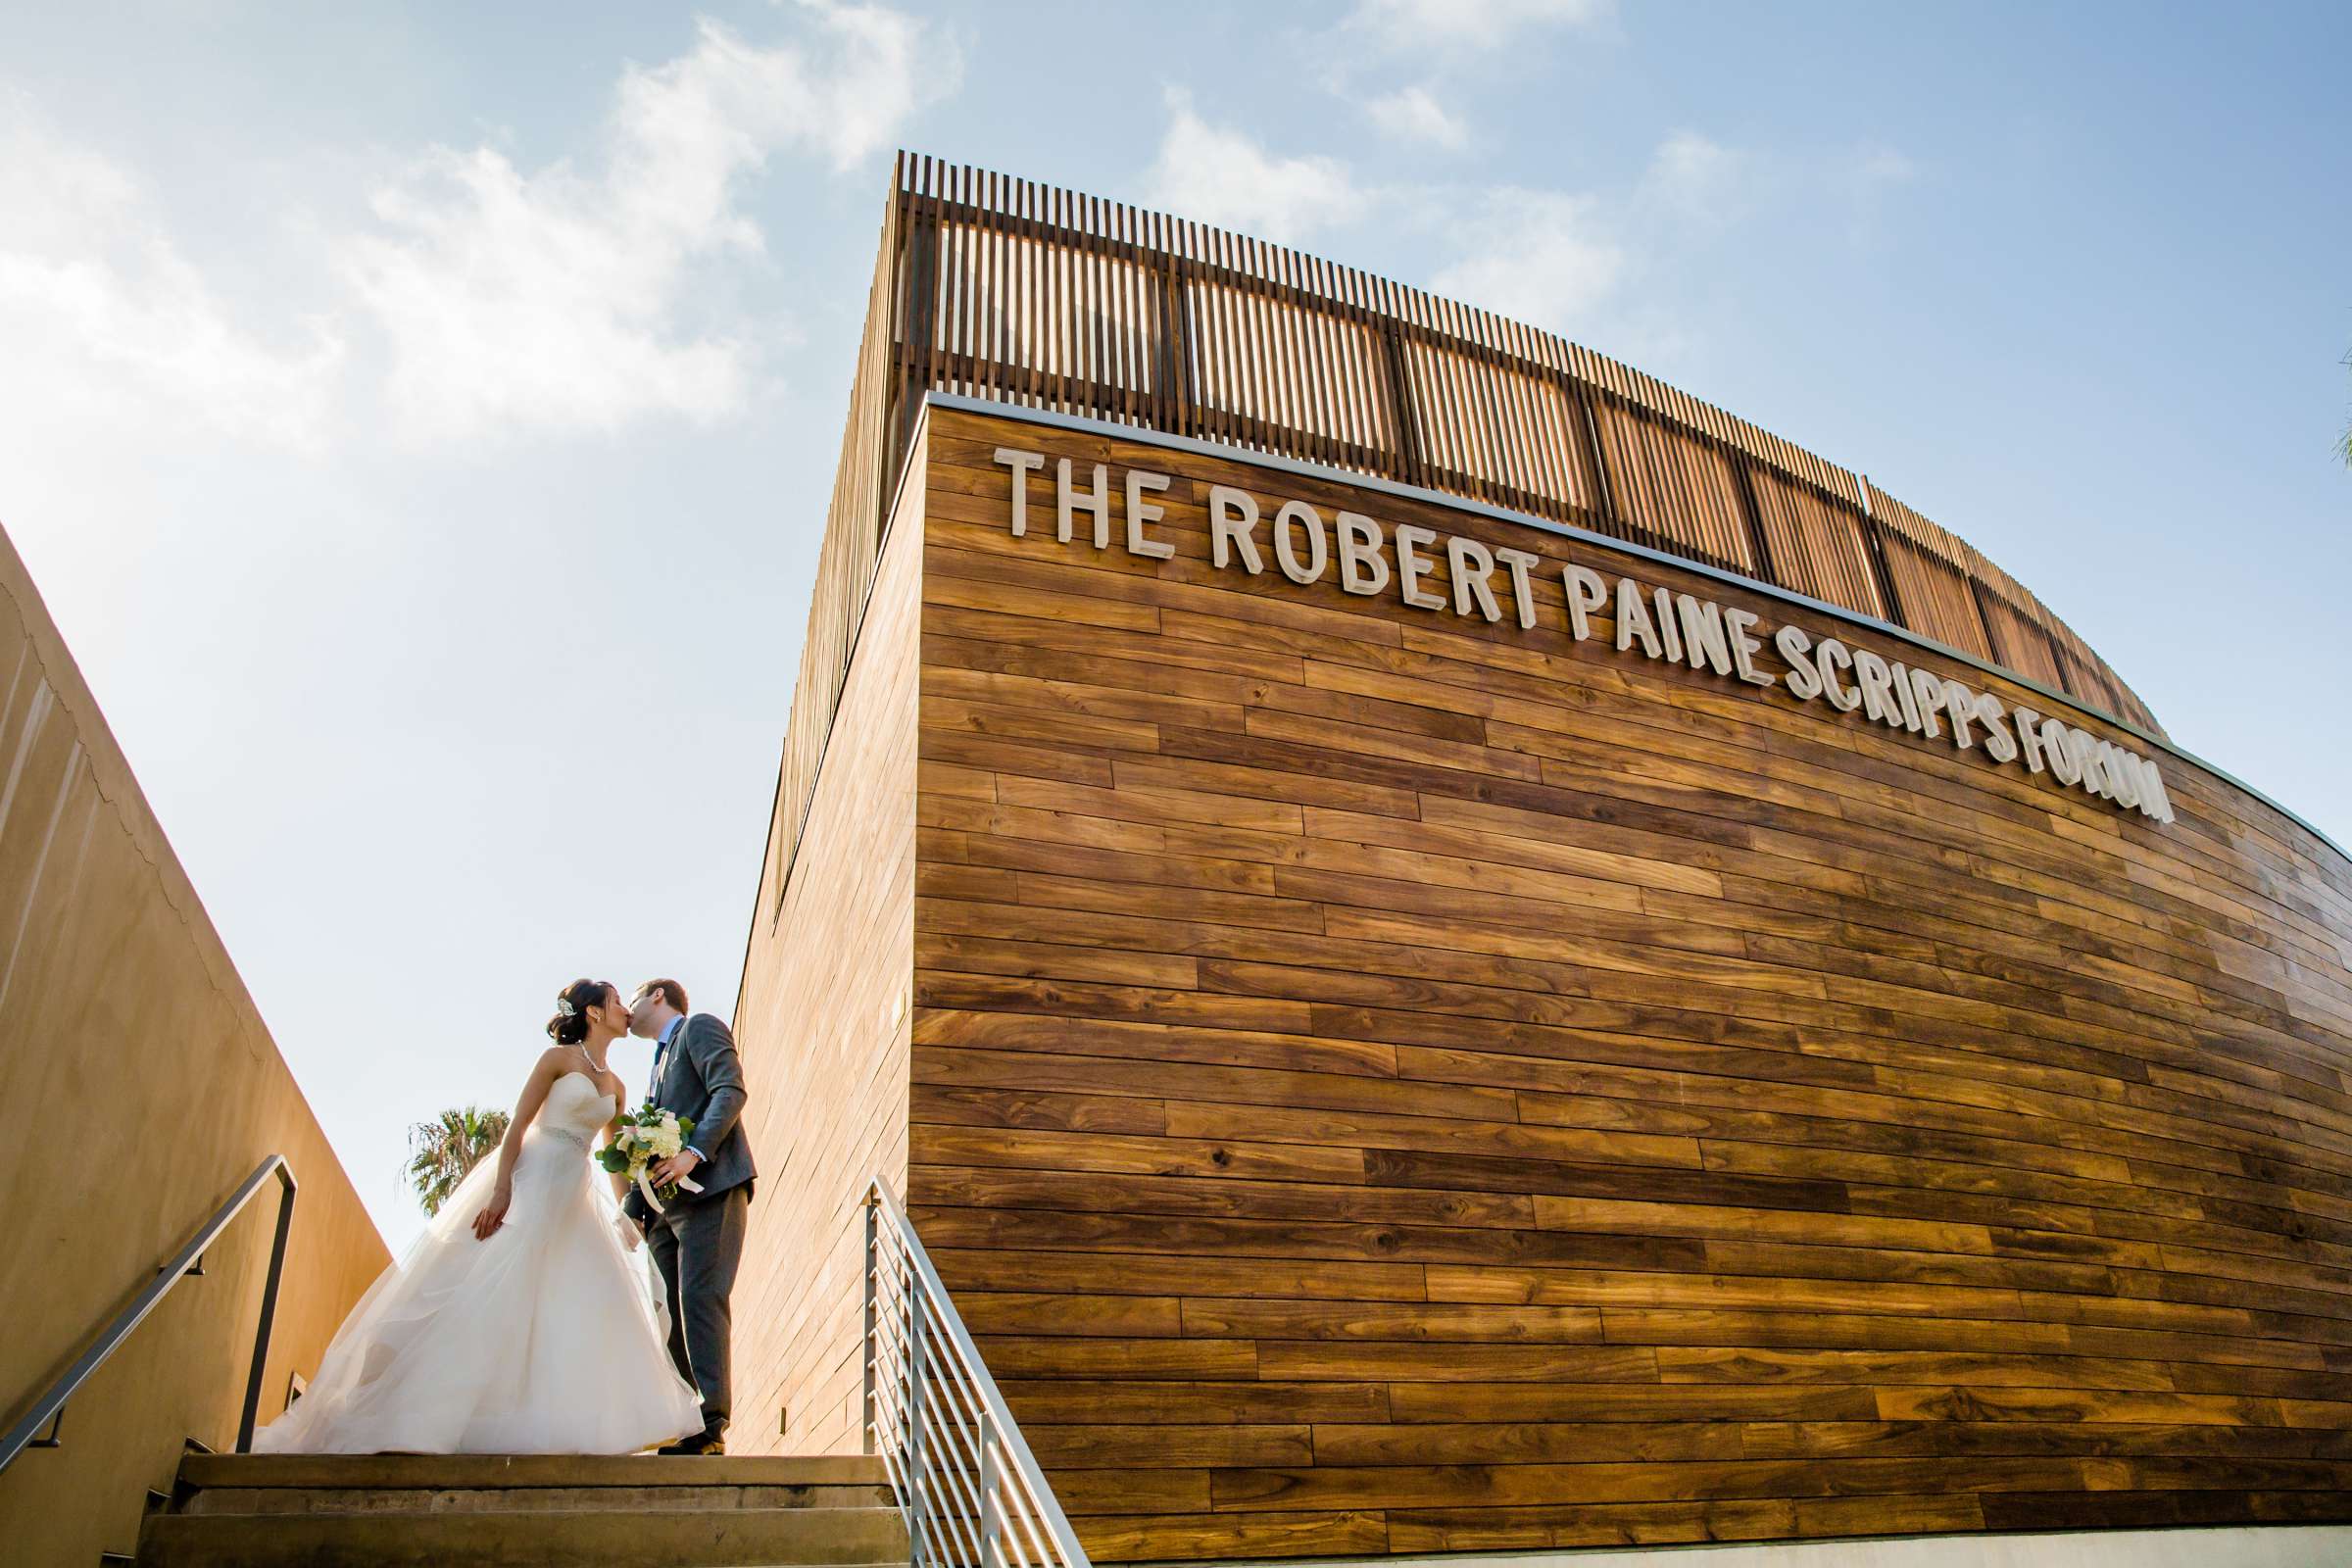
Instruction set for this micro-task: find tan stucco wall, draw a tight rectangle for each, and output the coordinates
[0,521,389,1564]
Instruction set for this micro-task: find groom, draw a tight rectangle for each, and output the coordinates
[625,977,755,1455]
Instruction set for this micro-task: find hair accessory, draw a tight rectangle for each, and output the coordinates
[556,995,578,1019]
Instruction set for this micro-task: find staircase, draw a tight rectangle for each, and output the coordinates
[135,1451,909,1567]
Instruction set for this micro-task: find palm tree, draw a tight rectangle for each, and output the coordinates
[2340,342,2351,467]
[404,1105,511,1216]
[2341,400,2351,469]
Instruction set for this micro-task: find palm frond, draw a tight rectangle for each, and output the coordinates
[2340,343,2351,468]
[404,1104,511,1216]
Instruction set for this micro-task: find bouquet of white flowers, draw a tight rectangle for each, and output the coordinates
[598,1102,703,1213]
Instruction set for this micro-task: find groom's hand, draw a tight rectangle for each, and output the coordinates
[650,1150,702,1188]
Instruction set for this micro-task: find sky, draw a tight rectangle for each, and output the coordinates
[2,0,2346,1252]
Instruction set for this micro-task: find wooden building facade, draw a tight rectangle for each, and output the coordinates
[730,162,2352,1561]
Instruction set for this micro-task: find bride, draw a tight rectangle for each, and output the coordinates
[254,979,706,1454]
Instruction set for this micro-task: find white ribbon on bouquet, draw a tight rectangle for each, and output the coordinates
[634,1167,704,1214]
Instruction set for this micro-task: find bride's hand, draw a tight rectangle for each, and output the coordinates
[613,1209,642,1252]
[471,1185,513,1242]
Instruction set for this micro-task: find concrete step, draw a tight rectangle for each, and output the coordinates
[140,1453,909,1567]
[181,1481,896,1514]
[138,1503,909,1567]
[175,1452,890,1494]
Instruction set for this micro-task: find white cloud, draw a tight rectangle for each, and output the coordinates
[1132,98,1626,334]
[0,6,956,458]
[1422,129,1912,344]
[0,96,345,451]
[1429,187,1625,334]
[1140,89,1369,244]
[1126,107,1908,360]
[1854,142,1919,187]
[343,5,958,445]
[1344,0,1610,54]
[1642,129,1749,225]
[1838,140,1917,247]
[1366,84,1469,151]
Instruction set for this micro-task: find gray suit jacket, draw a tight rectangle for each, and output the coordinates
[623,1011,755,1225]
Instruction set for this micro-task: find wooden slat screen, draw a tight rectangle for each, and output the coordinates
[1587,398,1755,576]
[1868,486,1998,662]
[1964,553,2070,694]
[763,155,2164,899]
[1866,482,2161,734]
[1748,466,1885,620]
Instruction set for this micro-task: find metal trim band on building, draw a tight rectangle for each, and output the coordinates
[921,392,2346,867]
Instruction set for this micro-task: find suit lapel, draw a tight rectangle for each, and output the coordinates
[659,1019,687,1103]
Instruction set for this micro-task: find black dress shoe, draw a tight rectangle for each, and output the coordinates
[657,1430,726,1455]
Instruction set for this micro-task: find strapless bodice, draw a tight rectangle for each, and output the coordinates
[536,1072,617,1152]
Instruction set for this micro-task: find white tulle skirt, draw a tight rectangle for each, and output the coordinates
[255,1125,706,1454]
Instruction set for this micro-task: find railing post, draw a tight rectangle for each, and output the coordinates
[907,1263,928,1568]
[898,186,940,493]
[1569,382,1623,540]
[1379,323,1422,487]
[1962,569,2006,666]
[1854,482,1907,628]
[235,1166,297,1452]
[1730,460,1779,587]
[861,1190,879,1456]
[981,1421,1005,1568]
[1160,254,1196,441]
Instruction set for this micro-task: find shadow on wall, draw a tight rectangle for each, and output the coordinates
[0,520,388,1565]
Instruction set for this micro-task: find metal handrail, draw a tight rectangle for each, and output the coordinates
[0,1154,298,1473]
[864,1177,1091,1568]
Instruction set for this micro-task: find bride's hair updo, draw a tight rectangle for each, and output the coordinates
[546,978,615,1046]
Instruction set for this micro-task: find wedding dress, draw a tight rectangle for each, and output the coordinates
[254,1072,706,1454]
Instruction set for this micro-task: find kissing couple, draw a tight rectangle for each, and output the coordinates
[255,977,755,1456]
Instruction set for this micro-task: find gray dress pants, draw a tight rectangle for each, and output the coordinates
[646,1183,749,1438]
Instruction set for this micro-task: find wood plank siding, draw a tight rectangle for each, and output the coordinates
[733,160,2352,1560]
[733,426,925,1455]
[894,402,2352,1558]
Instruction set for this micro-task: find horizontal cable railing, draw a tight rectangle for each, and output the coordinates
[864,1178,1090,1568]
[0,1154,298,1472]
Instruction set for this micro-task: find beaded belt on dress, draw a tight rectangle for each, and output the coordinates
[540,1125,593,1152]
